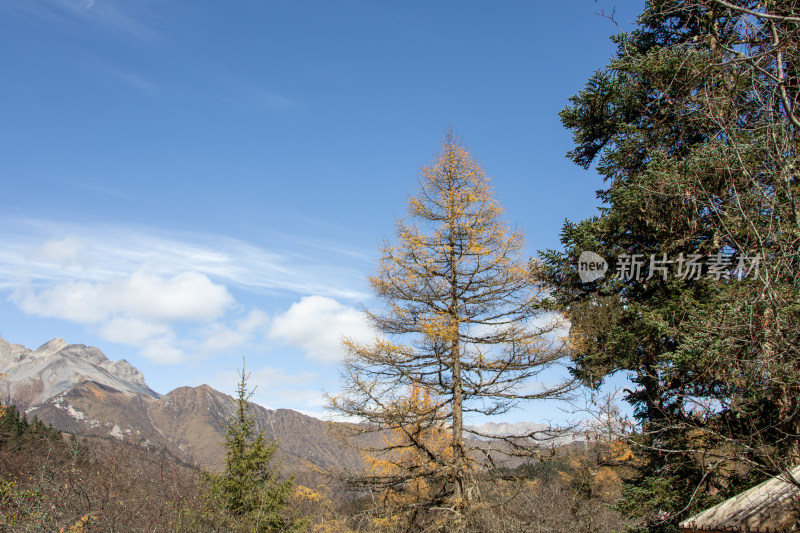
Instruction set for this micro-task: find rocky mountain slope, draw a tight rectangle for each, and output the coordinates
[0,336,545,479]
[0,336,368,476]
[0,337,158,410]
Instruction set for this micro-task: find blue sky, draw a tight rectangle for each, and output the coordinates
[0,0,642,423]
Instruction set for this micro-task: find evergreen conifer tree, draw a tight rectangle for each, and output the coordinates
[542,1,799,530]
[203,362,305,532]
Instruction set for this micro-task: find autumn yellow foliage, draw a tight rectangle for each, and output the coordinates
[364,384,454,508]
[59,513,94,533]
[330,130,572,524]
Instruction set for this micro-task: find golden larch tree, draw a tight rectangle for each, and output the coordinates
[362,383,453,529]
[329,130,572,522]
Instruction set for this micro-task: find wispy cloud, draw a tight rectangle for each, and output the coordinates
[30,235,87,265]
[217,77,299,113]
[99,61,158,95]
[247,87,297,112]
[0,218,367,299]
[0,0,162,41]
[0,218,370,365]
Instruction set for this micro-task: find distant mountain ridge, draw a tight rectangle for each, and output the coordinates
[467,421,549,440]
[0,336,556,479]
[0,337,159,410]
[0,336,371,477]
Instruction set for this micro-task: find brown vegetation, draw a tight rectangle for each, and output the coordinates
[0,426,201,531]
[1,398,633,532]
[290,441,632,533]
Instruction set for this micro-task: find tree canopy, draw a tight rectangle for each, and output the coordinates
[541,0,799,530]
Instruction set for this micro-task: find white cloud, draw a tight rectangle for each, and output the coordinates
[0,218,370,365]
[10,269,234,365]
[14,280,108,322]
[193,310,270,355]
[529,312,570,343]
[0,219,367,300]
[96,316,171,346]
[95,309,271,366]
[31,235,87,265]
[12,270,233,324]
[269,295,376,364]
[121,271,233,322]
[139,335,185,365]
